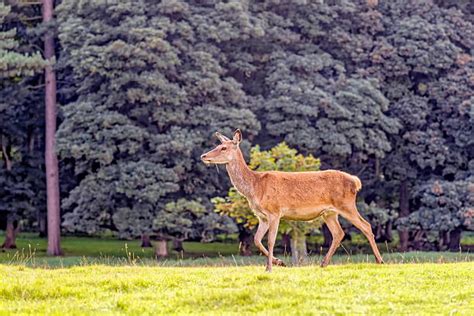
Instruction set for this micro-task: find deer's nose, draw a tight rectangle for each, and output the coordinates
[200,154,207,159]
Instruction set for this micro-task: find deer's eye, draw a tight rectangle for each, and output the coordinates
[221,147,227,151]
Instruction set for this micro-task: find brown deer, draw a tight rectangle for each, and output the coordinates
[201,129,384,272]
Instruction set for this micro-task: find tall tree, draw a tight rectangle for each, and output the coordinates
[42,0,61,255]
[1,2,46,248]
[56,0,259,241]
[52,0,473,251]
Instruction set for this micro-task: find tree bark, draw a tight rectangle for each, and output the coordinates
[398,180,410,252]
[385,220,393,242]
[449,228,462,252]
[439,231,449,250]
[238,229,253,256]
[1,218,19,249]
[290,229,307,266]
[140,234,152,248]
[38,212,47,238]
[375,223,383,241]
[154,239,168,258]
[172,238,184,252]
[281,233,291,256]
[1,136,12,171]
[43,0,62,256]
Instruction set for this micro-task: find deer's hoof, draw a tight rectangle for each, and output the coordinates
[273,258,286,267]
[320,261,329,268]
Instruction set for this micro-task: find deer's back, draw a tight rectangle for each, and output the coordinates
[252,169,359,220]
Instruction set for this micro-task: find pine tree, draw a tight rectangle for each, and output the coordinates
[0,2,46,248]
[56,0,259,241]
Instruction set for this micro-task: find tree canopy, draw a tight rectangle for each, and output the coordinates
[1,0,472,253]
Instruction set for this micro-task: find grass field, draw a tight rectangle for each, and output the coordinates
[1,233,473,267]
[1,263,473,314]
[1,233,474,314]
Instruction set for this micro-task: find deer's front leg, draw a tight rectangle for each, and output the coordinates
[254,217,285,267]
[265,215,281,272]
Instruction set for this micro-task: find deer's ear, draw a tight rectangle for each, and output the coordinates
[232,129,242,144]
[215,132,230,143]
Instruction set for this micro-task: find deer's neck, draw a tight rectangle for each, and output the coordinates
[226,150,256,199]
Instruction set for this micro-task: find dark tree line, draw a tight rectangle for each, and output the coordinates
[1,0,472,254]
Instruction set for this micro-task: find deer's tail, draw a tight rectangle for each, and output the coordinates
[351,176,362,192]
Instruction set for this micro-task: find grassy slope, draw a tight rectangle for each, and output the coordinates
[1,263,473,314]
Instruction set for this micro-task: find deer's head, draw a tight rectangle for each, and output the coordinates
[201,129,242,165]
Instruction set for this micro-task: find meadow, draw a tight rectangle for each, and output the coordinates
[1,263,473,314]
[1,234,474,314]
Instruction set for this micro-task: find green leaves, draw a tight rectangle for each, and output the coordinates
[40,0,474,249]
[398,179,474,233]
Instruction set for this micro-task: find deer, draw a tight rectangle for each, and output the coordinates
[201,129,384,272]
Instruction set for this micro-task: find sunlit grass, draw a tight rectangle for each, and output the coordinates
[0,263,473,314]
[1,233,473,314]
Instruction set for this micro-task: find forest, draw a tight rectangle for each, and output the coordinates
[1,0,473,260]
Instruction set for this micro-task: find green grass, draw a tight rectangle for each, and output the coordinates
[1,263,473,314]
[0,233,239,263]
[2,233,473,268]
[1,233,473,314]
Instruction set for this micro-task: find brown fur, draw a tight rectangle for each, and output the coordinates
[201,129,383,272]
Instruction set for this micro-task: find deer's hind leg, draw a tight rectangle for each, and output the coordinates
[321,213,344,267]
[340,204,384,264]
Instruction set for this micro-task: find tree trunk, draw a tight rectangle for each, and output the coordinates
[449,228,462,252]
[1,218,19,249]
[439,231,449,250]
[281,233,291,256]
[398,180,410,252]
[43,0,62,256]
[38,211,47,238]
[413,230,425,250]
[172,238,184,252]
[375,223,383,241]
[1,136,12,171]
[385,220,393,242]
[322,224,332,248]
[290,229,307,266]
[238,229,253,256]
[154,239,168,258]
[140,234,152,248]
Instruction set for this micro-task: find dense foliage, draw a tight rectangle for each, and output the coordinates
[1,0,472,252]
[0,3,46,248]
